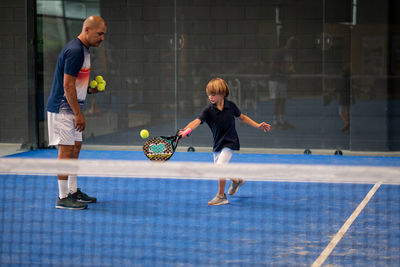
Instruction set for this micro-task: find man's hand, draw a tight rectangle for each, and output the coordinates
[74,113,86,132]
[64,73,85,132]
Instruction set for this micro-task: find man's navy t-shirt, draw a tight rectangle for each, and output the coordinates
[46,38,91,114]
[198,99,241,152]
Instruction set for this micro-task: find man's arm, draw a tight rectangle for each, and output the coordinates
[64,73,85,132]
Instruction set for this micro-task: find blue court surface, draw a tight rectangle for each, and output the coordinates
[1,150,399,266]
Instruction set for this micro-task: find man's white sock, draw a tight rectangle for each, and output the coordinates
[58,180,69,199]
[68,175,77,194]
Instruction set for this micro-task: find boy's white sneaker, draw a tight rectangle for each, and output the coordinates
[228,179,245,195]
[208,194,229,206]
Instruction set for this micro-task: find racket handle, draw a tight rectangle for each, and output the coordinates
[181,128,192,137]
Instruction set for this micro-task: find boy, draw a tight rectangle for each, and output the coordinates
[180,78,271,205]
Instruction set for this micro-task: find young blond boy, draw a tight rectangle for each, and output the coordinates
[180,78,271,205]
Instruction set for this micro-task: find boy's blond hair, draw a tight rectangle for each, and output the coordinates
[206,78,230,97]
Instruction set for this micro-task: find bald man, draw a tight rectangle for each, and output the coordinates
[47,16,107,210]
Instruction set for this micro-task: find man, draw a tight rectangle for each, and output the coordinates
[46,16,107,210]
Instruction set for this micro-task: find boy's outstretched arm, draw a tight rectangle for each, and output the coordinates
[239,114,271,132]
[179,118,201,138]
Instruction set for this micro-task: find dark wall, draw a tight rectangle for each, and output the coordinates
[0,0,30,144]
[1,0,398,151]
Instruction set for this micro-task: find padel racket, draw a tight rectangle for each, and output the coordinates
[143,128,192,161]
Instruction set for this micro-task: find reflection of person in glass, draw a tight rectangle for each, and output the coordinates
[337,65,352,133]
[269,36,297,130]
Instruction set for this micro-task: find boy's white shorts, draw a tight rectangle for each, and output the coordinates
[47,112,82,146]
[213,147,233,164]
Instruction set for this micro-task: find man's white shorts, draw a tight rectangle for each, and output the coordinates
[268,80,287,99]
[47,112,82,146]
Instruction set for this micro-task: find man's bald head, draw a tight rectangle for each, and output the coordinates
[78,15,107,48]
[82,15,106,31]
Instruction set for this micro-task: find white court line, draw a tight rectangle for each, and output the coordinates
[311,182,382,267]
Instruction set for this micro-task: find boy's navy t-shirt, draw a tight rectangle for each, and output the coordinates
[198,99,241,152]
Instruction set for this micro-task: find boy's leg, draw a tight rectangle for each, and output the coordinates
[218,179,226,195]
[215,148,233,193]
[208,148,233,206]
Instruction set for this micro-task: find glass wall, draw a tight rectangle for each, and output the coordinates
[35,0,399,151]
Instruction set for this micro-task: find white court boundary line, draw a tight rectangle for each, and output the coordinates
[311,182,382,267]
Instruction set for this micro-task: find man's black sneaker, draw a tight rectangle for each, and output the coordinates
[70,188,97,203]
[56,194,88,210]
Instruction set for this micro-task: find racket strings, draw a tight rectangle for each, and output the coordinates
[143,137,174,161]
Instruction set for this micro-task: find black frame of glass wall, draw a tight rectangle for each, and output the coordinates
[18,0,399,151]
